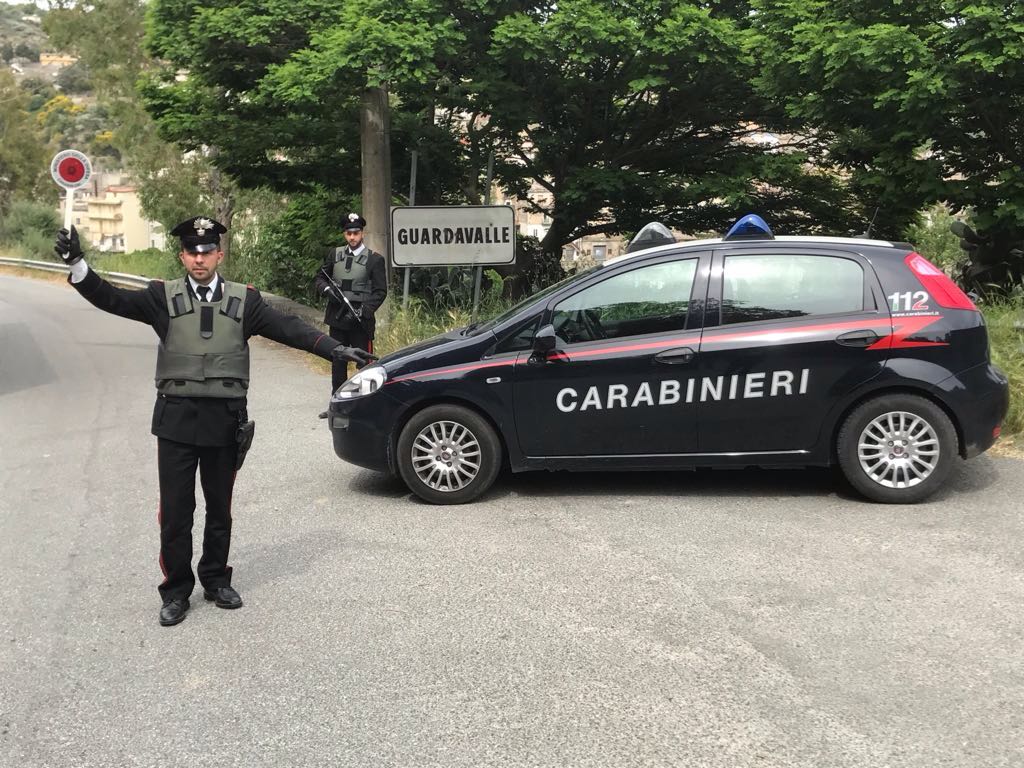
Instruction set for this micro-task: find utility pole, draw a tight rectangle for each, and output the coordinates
[361,85,392,328]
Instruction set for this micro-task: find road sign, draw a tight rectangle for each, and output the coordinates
[391,205,516,267]
[50,150,92,190]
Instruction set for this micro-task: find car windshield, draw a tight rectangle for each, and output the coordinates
[464,267,600,335]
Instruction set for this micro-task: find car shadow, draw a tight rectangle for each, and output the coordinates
[347,469,410,498]
[486,455,1003,503]
[342,456,1003,506]
[491,466,854,501]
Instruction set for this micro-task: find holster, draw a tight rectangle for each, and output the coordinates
[235,415,256,471]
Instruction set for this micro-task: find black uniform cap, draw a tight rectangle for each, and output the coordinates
[170,216,227,253]
[342,212,367,231]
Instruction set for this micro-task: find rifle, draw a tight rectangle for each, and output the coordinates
[319,264,370,332]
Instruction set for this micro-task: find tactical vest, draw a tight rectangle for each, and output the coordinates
[154,278,250,398]
[331,247,373,303]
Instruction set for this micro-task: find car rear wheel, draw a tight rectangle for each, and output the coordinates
[837,394,958,504]
[396,404,502,504]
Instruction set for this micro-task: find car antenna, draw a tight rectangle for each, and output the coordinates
[862,206,879,239]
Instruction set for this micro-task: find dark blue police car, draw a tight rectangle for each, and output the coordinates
[328,215,1008,505]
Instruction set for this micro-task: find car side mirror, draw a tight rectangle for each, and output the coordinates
[530,324,558,363]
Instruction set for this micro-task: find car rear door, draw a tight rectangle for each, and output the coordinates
[512,251,710,457]
[695,246,890,454]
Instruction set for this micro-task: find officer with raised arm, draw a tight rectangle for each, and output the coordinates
[54,217,374,627]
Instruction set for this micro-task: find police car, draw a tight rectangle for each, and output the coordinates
[328,215,1008,505]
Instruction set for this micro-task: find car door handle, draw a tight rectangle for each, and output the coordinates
[654,347,696,364]
[835,329,880,347]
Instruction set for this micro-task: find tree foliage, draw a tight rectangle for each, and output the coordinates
[753,0,1024,288]
[139,0,873,294]
[459,0,874,282]
[0,71,51,210]
[44,0,231,247]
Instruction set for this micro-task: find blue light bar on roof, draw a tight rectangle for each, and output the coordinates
[724,214,774,241]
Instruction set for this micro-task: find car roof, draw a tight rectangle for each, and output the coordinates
[603,235,902,267]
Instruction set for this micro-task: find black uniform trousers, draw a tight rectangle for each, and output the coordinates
[153,393,243,601]
[330,325,372,391]
[156,437,238,602]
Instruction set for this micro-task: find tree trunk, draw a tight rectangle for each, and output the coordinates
[361,85,392,328]
[206,149,235,262]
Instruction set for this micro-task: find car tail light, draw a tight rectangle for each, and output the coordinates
[905,252,977,310]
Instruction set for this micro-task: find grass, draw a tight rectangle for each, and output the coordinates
[374,297,511,357]
[86,250,181,280]
[979,300,1024,436]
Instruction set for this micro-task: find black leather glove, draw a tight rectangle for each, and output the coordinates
[55,226,83,266]
[331,345,378,369]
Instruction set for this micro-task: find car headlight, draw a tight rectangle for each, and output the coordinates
[334,365,387,399]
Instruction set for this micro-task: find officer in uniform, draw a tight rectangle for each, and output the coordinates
[315,212,388,395]
[54,217,374,627]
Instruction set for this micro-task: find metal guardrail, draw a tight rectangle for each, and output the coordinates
[0,256,325,327]
[0,257,150,288]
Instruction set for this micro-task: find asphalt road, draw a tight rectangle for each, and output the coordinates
[2,272,1023,768]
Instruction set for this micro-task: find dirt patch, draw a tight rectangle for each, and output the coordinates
[989,436,1024,460]
[0,265,69,285]
[249,336,333,377]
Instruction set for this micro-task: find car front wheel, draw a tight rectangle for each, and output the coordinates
[396,404,502,504]
[837,394,958,504]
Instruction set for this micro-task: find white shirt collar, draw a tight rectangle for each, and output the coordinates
[188,273,220,300]
[347,243,366,256]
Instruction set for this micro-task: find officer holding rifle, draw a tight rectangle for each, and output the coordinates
[315,212,388,402]
[54,216,375,627]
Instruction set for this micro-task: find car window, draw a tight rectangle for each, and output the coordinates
[469,267,599,336]
[721,254,863,325]
[551,259,697,344]
[494,316,540,353]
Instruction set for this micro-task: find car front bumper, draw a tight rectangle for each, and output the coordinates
[327,392,403,473]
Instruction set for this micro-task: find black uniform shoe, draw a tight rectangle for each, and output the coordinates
[159,598,190,626]
[203,585,243,609]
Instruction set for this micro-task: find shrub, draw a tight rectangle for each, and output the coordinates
[0,199,59,259]
[905,204,970,278]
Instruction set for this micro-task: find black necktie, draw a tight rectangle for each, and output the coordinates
[198,286,210,302]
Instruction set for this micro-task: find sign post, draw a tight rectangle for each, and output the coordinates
[473,151,496,322]
[403,150,417,310]
[50,150,93,232]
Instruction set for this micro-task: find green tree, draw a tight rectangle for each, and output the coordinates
[0,70,51,210]
[140,0,461,194]
[141,0,867,294]
[753,0,1024,290]
[461,0,865,286]
[44,0,233,253]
